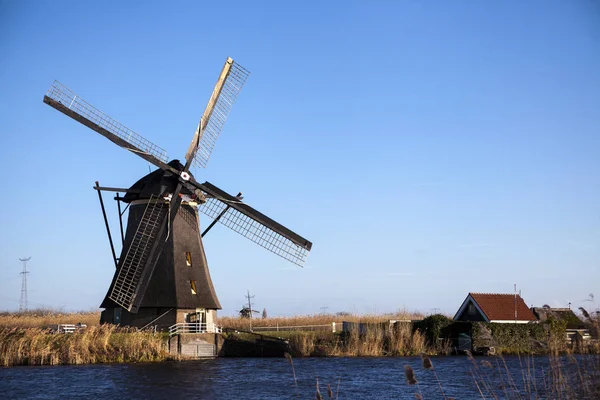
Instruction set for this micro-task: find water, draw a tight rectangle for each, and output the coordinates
[0,356,594,399]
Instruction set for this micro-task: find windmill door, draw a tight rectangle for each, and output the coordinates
[187,311,206,323]
[187,310,207,332]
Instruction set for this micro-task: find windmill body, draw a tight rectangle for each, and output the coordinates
[43,57,312,331]
[99,161,221,330]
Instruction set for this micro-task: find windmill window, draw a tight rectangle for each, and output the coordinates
[186,252,192,267]
[114,308,122,324]
[190,280,197,295]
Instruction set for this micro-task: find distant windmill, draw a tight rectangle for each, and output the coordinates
[43,57,312,330]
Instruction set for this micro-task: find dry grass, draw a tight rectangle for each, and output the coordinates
[283,324,430,357]
[338,324,428,357]
[0,309,100,329]
[217,311,423,331]
[279,350,600,399]
[0,325,169,366]
[2,310,423,331]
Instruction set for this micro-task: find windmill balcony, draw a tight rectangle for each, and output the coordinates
[169,322,222,337]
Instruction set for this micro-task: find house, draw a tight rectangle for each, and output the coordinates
[454,293,537,323]
[531,307,591,342]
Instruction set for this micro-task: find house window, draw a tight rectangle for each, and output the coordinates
[468,303,476,316]
[190,280,197,295]
[186,252,192,267]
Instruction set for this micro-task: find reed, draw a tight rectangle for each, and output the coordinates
[287,353,599,399]
[283,325,431,357]
[466,354,600,399]
[0,309,100,329]
[421,354,447,399]
[0,325,170,367]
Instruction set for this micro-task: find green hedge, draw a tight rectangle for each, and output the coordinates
[470,320,566,354]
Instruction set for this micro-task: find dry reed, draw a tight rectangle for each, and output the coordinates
[468,354,600,399]
[0,325,169,367]
[404,365,418,385]
[316,377,323,400]
[0,309,100,329]
[217,311,423,331]
[421,354,447,399]
[284,324,430,357]
[404,365,423,399]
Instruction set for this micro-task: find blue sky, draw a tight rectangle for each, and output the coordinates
[0,1,598,316]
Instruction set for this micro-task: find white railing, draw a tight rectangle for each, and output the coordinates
[250,322,338,333]
[56,324,87,334]
[169,322,222,337]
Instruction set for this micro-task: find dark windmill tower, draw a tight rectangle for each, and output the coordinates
[43,58,312,331]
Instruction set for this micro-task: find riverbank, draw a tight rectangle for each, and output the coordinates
[2,325,599,367]
[265,324,431,357]
[1,310,598,366]
[219,325,431,358]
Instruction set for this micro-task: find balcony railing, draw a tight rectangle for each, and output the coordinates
[169,322,222,337]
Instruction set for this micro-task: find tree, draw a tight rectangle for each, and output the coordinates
[262,308,268,319]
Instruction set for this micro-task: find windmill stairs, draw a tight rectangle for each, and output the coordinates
[111,196,167,310]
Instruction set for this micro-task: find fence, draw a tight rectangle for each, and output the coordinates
[250,322,339,333]
[341,320,414,334]
[56,324,87,334]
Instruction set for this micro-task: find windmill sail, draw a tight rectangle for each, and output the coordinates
[43,81,169,168]
[109,196,169,312]
[196,182,312,266]
[188,58,250,168]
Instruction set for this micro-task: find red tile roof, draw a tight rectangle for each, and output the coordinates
[470,293,537,322]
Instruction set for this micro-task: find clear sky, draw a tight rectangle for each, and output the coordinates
[0,1,598,317]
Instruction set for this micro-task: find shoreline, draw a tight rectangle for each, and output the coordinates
[2,326,598,367]
[1,311,598,367]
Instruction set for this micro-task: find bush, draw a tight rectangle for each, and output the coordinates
[413,314,452,346]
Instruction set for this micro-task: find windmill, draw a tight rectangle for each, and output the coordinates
[43,57,312,330]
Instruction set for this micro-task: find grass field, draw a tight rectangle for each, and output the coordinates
[0,309,101,328]
[217,311,424,331]
[0,309,423,330]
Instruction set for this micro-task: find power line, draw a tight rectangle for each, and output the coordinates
[245,290,255,317]
[19,257,31,313]
[245,290,255,330]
